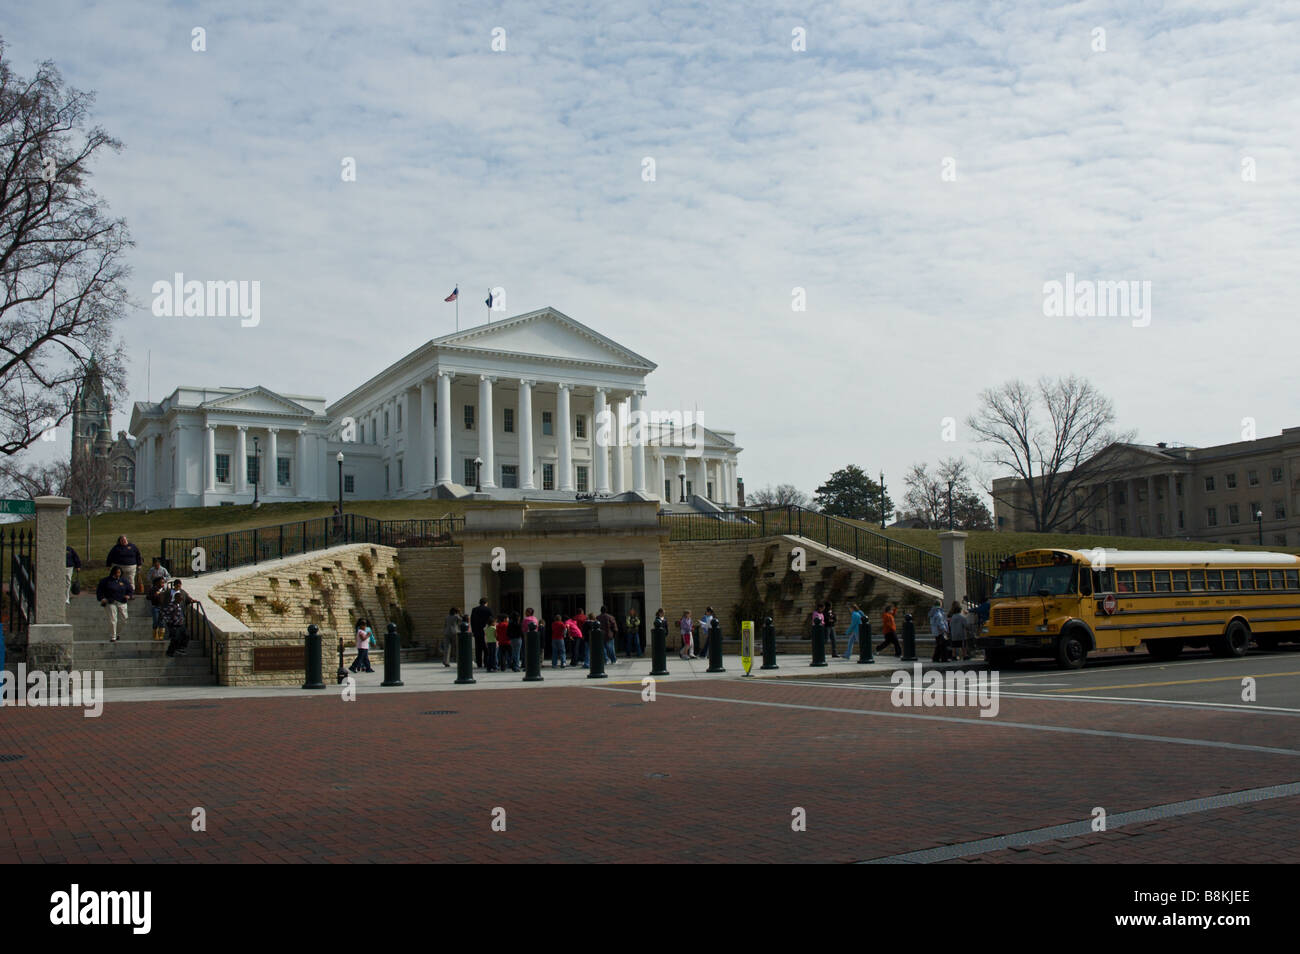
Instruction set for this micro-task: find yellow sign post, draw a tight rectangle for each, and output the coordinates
[741,620,755,676]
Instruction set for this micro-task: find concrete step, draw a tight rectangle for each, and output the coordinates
[101,673,216,688]
[74,641,207,660]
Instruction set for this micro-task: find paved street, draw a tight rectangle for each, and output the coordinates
[1,648,1297,863]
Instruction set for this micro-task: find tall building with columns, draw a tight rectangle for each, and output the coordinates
[130,307,742,509]
[992,431,1300,547]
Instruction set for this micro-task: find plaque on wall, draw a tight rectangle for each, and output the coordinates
[253,646,306,672]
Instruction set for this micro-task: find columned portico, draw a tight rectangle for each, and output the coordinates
[518,379,535,490]
[593,387,610,494]
[557,383,574,492]
[478,374,497,489]
[420,378,436,490]
[436,371,454,487]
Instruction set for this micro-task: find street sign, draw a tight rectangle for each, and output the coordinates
[0,499,34,516]
[740,620,754,676]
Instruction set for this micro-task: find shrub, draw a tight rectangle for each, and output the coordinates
[307,572,323,591]
[358,553,374,575]
[222,596,244,620]
[270,598,290,615]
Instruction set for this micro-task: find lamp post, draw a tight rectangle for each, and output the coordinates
[252,436,261,507]
[880,471,886,528]
[947,480,954,531]
[474,456,483,493]
[678,473,686,502]
[1256,509,1264,547]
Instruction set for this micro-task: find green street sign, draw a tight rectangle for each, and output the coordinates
[0,499,35,515]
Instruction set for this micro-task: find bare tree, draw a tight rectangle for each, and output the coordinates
[0,455,68,497]
[903,458,993,530]
[966,376,1135,532]
[64,454,111,558]
[0,41,131,456]
[748,483,811,509]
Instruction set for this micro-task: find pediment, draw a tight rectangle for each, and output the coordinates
[432,308,656,371]
[199,387,315,417]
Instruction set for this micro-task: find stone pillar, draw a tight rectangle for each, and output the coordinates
[1126,478,1137,536]
[138,435,150,506]
[267,428,279,497]
[655,452,665,501]
[593,388,610,494]
[522,561,543,616]
[583,559,604,615]
[557,383,574,492]
[642,556,663,621]
[939,530,968,610]
[631,392,647,495]
[296,429,309,498]
[518,378,535,490]
[29,496,75,668]
[1107,482,1118,535]
[611,398,625,494]
[420,378,436,490]
[235,426,248,495]
[695,455,709,501]
[436,371,453,487]
[463,561,484,616]
[477,375,496,489]
[1167,473,1177,537]
[205,425,216,493]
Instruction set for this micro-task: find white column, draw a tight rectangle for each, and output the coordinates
[696,454,709,500]
[522,561,543,618]
[518,378,535,490]
[478,374,496,489]
[204,425,216,493]
[296,429,309,498]
[655,452,666,502]
[611,398,626,494]
[676,455,687,501]
[267,428,279,497]
[557,383,574,492]
[583,559,604,616]
[235,426,248,495]
[436,371,453,487]
[593,387,610,494]
[631,392,646,495]
[420,379,436,490]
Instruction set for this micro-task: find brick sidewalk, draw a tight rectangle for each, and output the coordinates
[0,679,1295,863]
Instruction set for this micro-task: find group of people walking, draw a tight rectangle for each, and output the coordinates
[85,534,190,656]
[443,599,649,671]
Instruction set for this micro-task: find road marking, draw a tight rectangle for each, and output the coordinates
[590,686,1300,755]
[776,679,1300,715]
[859,781,1300,864]
[1047,670,1300,693]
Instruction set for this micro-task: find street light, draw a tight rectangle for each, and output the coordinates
[252,436,261,507]
[474,456,483,493]
[1255,509,1264,547]
[947,480,954,531]
[336,451,344,512]
[880,471,886,528]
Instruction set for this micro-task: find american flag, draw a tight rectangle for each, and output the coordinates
[444,287,458,302]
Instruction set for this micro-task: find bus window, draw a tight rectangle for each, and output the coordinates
[1136,570,1154,593]
[1287,570,1299,589]
[1172,570,1188,592]
[1092,569,1114,593]
[1206,571,1222,591]
[1190,570,1205,591]
[1271,570,1285,589]
[1222,570,1239,590]
[1116,571,1135,592]
[1153,571,1171,592]
[1241,570,1258,590]
[1079,568,1092,596]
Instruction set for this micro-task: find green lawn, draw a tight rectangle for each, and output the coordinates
[63,498,577,568]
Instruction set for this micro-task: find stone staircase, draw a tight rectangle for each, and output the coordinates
[66,593,215,688]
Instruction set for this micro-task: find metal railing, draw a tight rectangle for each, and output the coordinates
[183,599,218,681]
[659,505,945,590]
[162,513,463,578]
[1,526,35,651]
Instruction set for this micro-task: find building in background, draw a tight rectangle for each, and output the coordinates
[70,359,136,511]
[130,307,742,509]
[992,431,1300,547]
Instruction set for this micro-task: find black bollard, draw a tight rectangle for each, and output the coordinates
[455,619,476,684]
[811,622,828,667]
[336,636,349,684]
[586,620,607,679]
[706,617,726,673]
[760,616,778,670]
[857,619,875,664]
[381,621,403,686]
[902,613,917,661]
[523,620,543,682]
[650,618,669,676]
[302,624,325,689]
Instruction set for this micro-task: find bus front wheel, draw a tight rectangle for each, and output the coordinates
[1055,633,1087,670]
[1211,622,1250,658]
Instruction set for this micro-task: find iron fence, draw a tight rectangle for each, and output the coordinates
[1,525,35,653]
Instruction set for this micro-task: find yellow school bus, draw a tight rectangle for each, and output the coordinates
[977,548,1300,669]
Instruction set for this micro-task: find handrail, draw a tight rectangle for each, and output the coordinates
[184,598,217,681]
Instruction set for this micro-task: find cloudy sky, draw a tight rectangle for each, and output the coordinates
[7,0,1300,503]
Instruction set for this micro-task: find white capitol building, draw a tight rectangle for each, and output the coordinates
[129,307,743,509]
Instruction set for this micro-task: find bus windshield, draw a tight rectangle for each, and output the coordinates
[993,565,1076,598]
